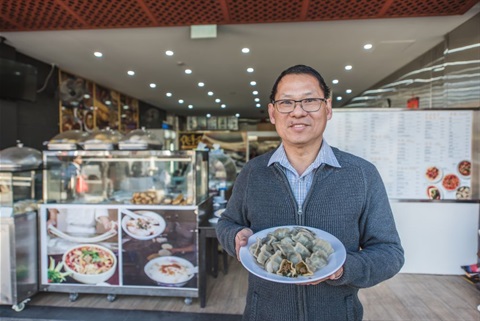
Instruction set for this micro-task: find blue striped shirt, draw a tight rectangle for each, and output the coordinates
[268,140,341,208]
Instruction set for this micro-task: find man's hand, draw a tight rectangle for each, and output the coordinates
[235,228,253,260]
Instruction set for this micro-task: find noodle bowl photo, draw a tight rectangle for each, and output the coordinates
[62,244,117,284]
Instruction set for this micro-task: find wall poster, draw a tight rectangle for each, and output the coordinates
[324,109,473,200]
[40,205,198,295]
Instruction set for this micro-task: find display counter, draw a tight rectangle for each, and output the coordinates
[39,150,209,304]
[0,143,43,311]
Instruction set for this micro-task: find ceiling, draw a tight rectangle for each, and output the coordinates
[1,0,479,119]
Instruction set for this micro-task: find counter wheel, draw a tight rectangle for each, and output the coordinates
[69,292,79,302]
[12,298,31,312]
[107,294,116,302]
[184,297,192,305]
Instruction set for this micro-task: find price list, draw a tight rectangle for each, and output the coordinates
[324,110,472,200]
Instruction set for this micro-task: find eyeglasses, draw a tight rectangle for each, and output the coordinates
[272,98,327,114]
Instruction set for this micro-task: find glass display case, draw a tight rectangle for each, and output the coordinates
[39,149,209,302]
[0,143,42,311]
[42,150,208,205]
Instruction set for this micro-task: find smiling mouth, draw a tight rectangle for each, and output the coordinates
[290,123,308,128]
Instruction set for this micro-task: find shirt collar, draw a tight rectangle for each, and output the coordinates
[268,139,341,169]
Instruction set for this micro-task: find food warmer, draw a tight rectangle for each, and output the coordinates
[39,149,209,304]
[0,142,43,311]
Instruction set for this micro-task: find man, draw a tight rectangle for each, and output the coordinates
[216,65,404,321]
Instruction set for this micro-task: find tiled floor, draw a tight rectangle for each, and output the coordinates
[0,305,242,321]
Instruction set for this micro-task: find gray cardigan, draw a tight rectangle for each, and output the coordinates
[216,147,404,321]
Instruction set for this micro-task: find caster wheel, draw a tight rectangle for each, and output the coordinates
[12,303,25,312]
[12,298,31,312]
[107,294,116,302]
[184,297,192,305]
[69,293,79,302]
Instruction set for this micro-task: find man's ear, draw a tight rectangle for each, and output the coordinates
[268,103,276,124]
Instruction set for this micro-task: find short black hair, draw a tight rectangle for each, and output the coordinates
[269,65,331,103]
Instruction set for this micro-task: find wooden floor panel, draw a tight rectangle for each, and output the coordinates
[27,257,480,320]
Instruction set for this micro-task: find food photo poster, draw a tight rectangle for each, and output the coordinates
[40,205,198,290]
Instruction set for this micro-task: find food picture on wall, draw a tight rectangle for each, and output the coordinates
[456,186,471,200]
[426,185,441,200]
[425,166,442,183]
[120,95,139,133]
[59,71,95,132]
[94,84,119,130]
[457,160,471,178]
[442,173,460,191]
[44,207,119,285]
[121,209,198,288]
[227,116,238,130]
[207,116,217,130]
[217,116,227,130]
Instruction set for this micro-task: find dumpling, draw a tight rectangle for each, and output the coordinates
[249,237,263,259]
[271,227,291,239]
[276,259,297,277]
[306,251,328,272]
[292,231,314,248]
[256,244,273,265]
[294,242,311,260]
[295,260,314,276]
[276,242,296,257]
[288,252,303,265]
[265,250,283,273]
[311,238,334,257]
[280,236,295,246]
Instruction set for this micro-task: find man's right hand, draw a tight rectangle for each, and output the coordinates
[235,228,253,260]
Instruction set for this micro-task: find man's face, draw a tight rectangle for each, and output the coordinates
[268,74,332,148]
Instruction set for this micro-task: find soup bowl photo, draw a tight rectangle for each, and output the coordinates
[62,244,117,284]
[144,256,197,287]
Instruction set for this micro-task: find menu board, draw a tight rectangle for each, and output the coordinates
[324,109,473,200]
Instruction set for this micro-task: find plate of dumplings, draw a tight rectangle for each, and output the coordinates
[239,225,346,284]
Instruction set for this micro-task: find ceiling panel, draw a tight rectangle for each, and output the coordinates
[1,0,478,31]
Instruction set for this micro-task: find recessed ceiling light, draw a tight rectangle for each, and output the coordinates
[185,69,192,74]
[198,82,205,87]
[235,113,240,117]
[215,98,221,103]
[206,114,211,118]
[332,79,339,84]
[336,96,343,101]
[188,105,193,109]
[83,94,91,99]
[123,105,129,109]
[127,70,135,76]
[242,48,250,53]
[149,83,156,88]
[94,51,103,57]
[254,98,260,102]
[256,103,261,108]
[252,91,258,95]
[247,67,254,73]
[345,65,353,71]
[363,43,373,50]
[165,50,174,56]
[105,100,111,105]
[346,89,352,94]
[208,91,214,96]
[221,104,226,108]
[166,92,172,97]
[178,99,184,104]
[250,81,257,86]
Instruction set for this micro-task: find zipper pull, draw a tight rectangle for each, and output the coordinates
[297,208,303,215]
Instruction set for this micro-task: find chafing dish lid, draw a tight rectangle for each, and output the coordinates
[0,141,42,170]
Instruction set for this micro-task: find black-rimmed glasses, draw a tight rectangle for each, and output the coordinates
[272,98,327,114]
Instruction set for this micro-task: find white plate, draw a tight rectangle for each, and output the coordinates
[214,208,226,218]
[239,225,346,284]
[121,210,166,240]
